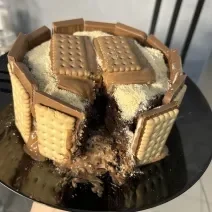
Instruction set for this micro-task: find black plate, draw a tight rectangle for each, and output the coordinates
[0,54,212,211]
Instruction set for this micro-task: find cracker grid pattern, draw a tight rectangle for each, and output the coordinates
[94,36,141,72]
[35,104,76,164]
[10,73,31,143]
[51,34,89,76]
[136,108,179,164]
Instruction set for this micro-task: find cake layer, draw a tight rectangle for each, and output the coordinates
[94,36,155,87]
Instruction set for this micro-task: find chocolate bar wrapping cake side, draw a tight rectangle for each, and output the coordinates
[53,18,84,34]
[7,19,187,196]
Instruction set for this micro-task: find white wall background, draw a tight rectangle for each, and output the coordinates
[6,0,212,82]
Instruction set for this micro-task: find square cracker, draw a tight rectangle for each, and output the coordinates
[94,36,151,73]
[35,104,76,164]
[132,102,179,164]
[51,34,97,77]
[94,36,155,86]
[168,49,183,82]
[10,73,31,143]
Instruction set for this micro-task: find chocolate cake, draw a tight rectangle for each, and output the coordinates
[7,19,187,196]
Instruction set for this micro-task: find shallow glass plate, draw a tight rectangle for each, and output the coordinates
[0,54,212,211]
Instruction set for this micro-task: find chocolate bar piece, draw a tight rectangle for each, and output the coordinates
[13,62,38,97]
[8,33,28,62]
[162,73,187,104]
[51,34,99,99]
[146,35,169,59]
[132,102,178,163]
[94,36,155,87]
[53,18,84,34]
[57,75,95,100]
[13,62,38,117]
[115,22,147,44]
[27,26,51,50]
[84,21,115,34]
[168,49,183,82]
[33,90,85,120]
